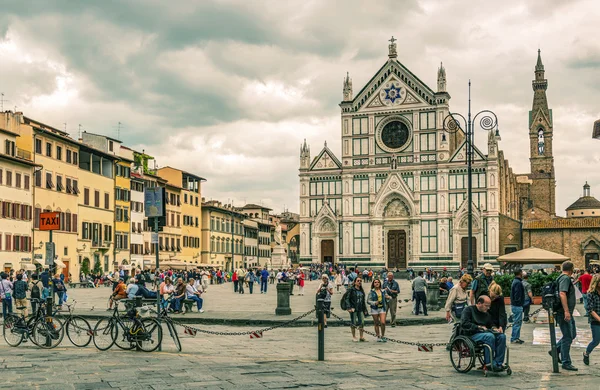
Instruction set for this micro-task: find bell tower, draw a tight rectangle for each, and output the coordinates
[528,49,556,216]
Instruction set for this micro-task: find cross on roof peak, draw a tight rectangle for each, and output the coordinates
[389,36,396,44]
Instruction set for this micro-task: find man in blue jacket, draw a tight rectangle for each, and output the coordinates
[260,268,269,294]
[510,269,525,344]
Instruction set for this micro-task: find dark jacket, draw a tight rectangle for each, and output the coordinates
[510,277,525,307]
[460,305,493,336]
[344,286,368,314]
[490,295,507,331]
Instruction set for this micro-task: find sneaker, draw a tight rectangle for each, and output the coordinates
[511,339,525,344]
[359,338,367,342]
[391,323,396,328]
[352,337,358,342]
[377,337,382,342]
[583,353,590,366]
[381,337,387,343]
[199,309,205,313]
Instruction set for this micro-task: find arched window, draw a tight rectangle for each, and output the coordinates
[211,237,215,252]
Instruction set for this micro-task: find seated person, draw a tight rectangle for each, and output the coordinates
[126,279,139,299]
[460,295,506,371]
[446,277,454,290]
[439,277,450,294]
[135,279,157,299]
[109,279,127,309]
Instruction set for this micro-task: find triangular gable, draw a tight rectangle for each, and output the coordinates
[309,145,342,171]
[314,201,338,233]
[449,140,487,162]
[453,197,483,229]
[351,59,437,112]
[529,107,552,129]
[362,75,430,111]
[372,172,416,218]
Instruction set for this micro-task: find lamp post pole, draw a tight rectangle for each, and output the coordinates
[443,81,499,277]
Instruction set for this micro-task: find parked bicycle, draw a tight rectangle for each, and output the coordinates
[3,298,64,349]
[92,299,162,352]
[140,299,181,352]
[53,300,93,347]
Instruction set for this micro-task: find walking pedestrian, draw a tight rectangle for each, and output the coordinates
[412,271,428,316]
[471,263,495,304]
[523,273,534,322]
[0,272,13,319]
[383,272,399,327]
[29,274,42,315]
[554,261,578,371]
[489,282,507,334]
[583,274,600,365]
[232,270,238,293]
[237,268,246,294]
[298,271,305,296]
[246,271,255,294]
[345,277,368,342]
[260,267,269,294]
[335,272,343,293]
[577,268,593,317]
[367,279,389,342]
[445,274,472,322]
[201,270,209,291]
[510,269,525,344]
[316,275,333,327]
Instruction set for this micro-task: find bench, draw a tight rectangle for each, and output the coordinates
[183,299,195,313]
[68,282,92,288]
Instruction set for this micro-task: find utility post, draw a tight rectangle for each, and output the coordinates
[40,211,60,347]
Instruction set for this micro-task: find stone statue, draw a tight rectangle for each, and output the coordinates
[274,222,283,245]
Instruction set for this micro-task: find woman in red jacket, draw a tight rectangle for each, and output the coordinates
[298,272,305,296]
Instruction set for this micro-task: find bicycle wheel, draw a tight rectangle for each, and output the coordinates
[166,319,181,352]
[32,317,65,349]
[114,318,136,350]
[137,318,162,352]
[2,315,24,347]
[66,316,92,347]
[92,318,116,351]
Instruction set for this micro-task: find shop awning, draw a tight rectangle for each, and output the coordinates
[497,247,570,264]
[158,260,192,270]
[20,263,37,271]
[3,263,13,269]
[54,259,66,269]
[34,258,45,266]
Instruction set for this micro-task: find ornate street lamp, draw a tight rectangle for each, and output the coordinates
[442,81,499,277]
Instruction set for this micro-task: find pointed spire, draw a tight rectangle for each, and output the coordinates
[437,62,447,93]
[343,72,353,101]
[324,140,327,148]
[536,49,544,72]
[584,181,591,197]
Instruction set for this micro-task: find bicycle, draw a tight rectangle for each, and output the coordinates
[141,297,181,352]
[53,300,93,347]
[92,299,162,352]
[3,298,65,349]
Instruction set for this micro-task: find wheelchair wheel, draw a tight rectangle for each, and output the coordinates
[450,336,476,373]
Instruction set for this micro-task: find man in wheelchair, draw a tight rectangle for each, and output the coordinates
[460,295,507,371]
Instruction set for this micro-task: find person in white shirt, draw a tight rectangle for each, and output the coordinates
[185,278,204,313]
[201,271,209,291]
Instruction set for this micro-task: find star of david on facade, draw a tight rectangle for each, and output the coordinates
[384,83,402,103]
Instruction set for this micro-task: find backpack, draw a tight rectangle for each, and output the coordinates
[31,281,41,299]
[542,274,570,313]
[340,289,350,311]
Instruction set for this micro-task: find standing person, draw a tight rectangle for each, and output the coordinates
[412,271,428,316]
[298,271,305,296]
[367,279,389,342]
[470,263,495,305]
[335,272,343,293]
[185,278,205,313]
[316,275,333,328]
[232,270,238,293]
[0,272,13,318]
[554,261,578,371]
[510,269,525,344]
[489,282,507,333]
[269,269,275,284]
[583,274,600,365]
[577,268,593,317]
[260,268,269,294]
[445,274,472,322]
[13,274,28,317]
[344,278,368,342]
[53,274,67,306]
[237,268,246,294]
[522,273,534,323]
[39,269,50,299]
[288,269,296,295]
[246,271,255,294]
[28,274,42,316]
[383,272,400,327]
[201,270,209,292]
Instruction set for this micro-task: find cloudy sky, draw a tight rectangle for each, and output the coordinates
[1,0,599,216]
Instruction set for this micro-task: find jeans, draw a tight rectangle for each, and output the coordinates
[248,282,254,294]
[172,297,182,312]
[261,279,268,293]
[583,294,589,316]
[586,323,600,355]
[350,310,365,328]
[386,296,398,324]
[55,291,65,305]
[238,281,245,294]
[233,280,238,293]
[523,299,531,321]
[187,295,203,310]
[415,291,427,315]
[510,305,523,342]
[556,312,577,366]
[2,297,12,318]
[471,332,506,368]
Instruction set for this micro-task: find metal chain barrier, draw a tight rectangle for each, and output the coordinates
[329,311,449,347]
[164,308,316,336]
[505,307,544,330]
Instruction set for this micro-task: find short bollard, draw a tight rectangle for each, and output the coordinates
[275,283,292,315]
[316,298,325,361]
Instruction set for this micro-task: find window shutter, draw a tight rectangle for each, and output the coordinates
[73,214,78,233]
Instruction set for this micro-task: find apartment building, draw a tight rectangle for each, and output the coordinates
[201,201,245,270]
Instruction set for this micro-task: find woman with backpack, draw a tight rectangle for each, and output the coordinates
[343,278,368,342]
[367,278,389,342]
[29,274,42,316]
[584,274,600,366]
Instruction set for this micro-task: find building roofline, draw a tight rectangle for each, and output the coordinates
[0,154,42,167]
[158,166,207,182]
[81,131,122,143]
[24,116,69,136]
[0,127,19,137]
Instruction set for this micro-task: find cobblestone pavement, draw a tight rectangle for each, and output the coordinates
[1,318,598,389]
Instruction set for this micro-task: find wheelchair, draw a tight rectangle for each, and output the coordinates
[448,324,512,377]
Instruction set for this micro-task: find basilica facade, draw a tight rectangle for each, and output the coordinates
[298,39,554,270]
